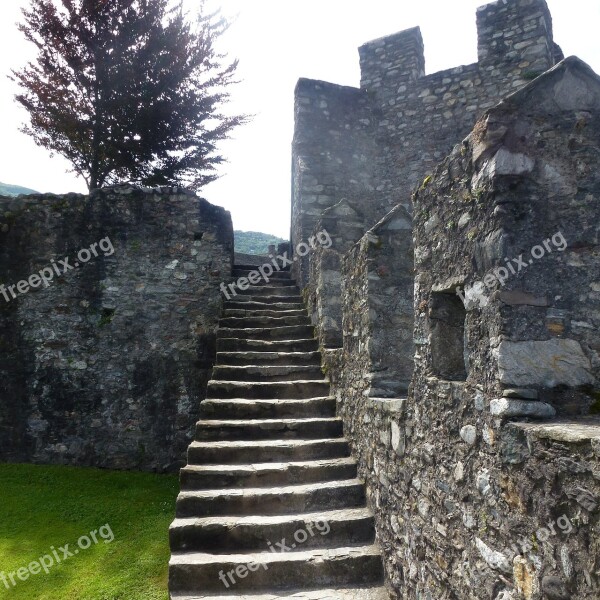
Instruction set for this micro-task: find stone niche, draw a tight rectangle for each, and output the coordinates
[0,185,233,472]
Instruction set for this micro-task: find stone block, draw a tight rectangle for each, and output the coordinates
[490,398,556,418]
[475,538,512,574]
[496,339,594,388]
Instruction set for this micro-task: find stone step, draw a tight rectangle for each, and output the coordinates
[206,380,330,400]
[170,266,387,598]
[211,365,323,382]
[169,507,375,553]
[224,300,305,311]
[235,296,303,305]
[175,479,366,518]
[195,418,343,442]
[219,315,311,328]
[217,326,314,341]
[223,309,307,319]
[228,279,298,291]
[235,286,301,298]
[187,438,350,465]
[170,585,390,600]
[217,338,318,353]
[200,397,336,420]
[179,457,357,490]
[169,545,384,593]
[232,268,291,280]
[233,264,276,271]
[216,351,321,367]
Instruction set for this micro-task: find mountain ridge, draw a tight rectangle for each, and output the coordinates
[0,182,39,196]
[234,230,287,255]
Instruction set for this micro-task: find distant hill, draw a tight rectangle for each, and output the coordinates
[0,182,38,196]
[235,230,287,255]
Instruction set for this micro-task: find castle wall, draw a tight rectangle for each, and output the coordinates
[0,186,233,472]
[338,58,600,599]
[292,79,374,289]
[292,0,561,347]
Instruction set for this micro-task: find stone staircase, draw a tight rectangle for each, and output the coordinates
[169,266,389,599]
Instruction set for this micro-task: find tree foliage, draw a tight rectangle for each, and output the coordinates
[12,0,245,190]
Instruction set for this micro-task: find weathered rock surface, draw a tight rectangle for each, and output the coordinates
[490,398,556,419]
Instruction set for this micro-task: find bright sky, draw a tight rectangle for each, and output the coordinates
[0,1,599,238]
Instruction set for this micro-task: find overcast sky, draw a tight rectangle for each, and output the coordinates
[1,1,599,238]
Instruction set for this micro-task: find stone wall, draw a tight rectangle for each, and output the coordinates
[292,0,562,343]
[292,79,374,289]
[0,185,233,472]
[305,199,367,349]
[338,204,414,399]
[292,2,600,597]
[336,58,600,600]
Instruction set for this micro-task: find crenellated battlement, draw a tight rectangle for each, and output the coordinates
[476,0,557,67]
[358,0,557,108]
[359,26,425,96]
[290,2,600,597]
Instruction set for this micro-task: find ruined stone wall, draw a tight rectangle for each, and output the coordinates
[292,0,562,345]
[0,185,233,472]
[337,58,600,599]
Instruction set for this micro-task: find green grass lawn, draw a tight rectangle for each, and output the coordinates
[0,464,178,600]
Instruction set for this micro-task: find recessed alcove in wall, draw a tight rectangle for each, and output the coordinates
[429,292,467,381]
